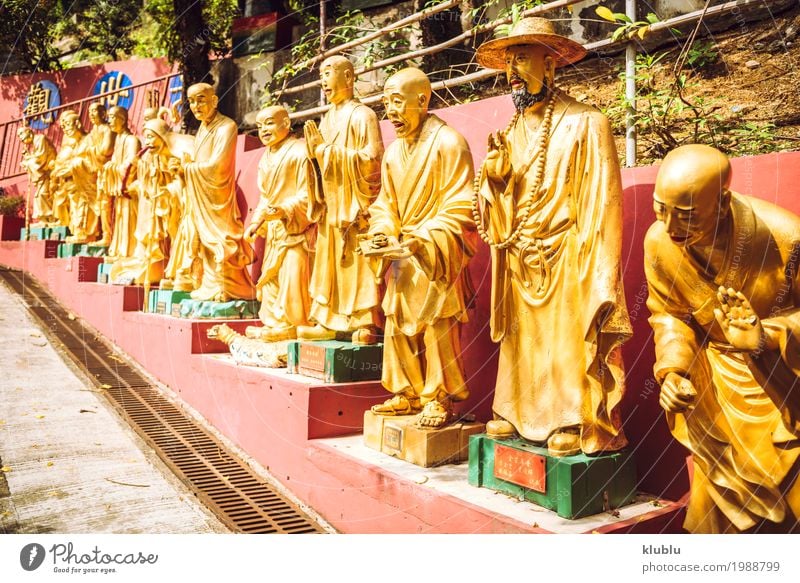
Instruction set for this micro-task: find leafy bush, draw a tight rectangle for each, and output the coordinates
[0,195,25,217]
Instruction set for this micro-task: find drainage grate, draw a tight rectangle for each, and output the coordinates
[0,267,325,534]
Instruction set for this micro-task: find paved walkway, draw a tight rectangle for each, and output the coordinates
[0,280,227,534]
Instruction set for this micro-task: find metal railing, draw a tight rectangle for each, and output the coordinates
[0,73,180,182]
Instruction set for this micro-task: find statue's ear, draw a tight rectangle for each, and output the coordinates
[344,69,354,86]
[418,93,428,109]
[544,54,555,80]
[720,188,732,209]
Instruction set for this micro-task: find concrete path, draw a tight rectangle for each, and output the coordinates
[0,280,227,534]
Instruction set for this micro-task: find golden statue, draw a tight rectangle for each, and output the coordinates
[301,56,383,344]
[67,102,115,243]
[50,111,85,230]
[243,106,315,342]
[173,83,255,302]
[645,144,800,533]
[474,17,632,456]
[363,68,476,429]
[18,126,56,225]
[104,106,140,258]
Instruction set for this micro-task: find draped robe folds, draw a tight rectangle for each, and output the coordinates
[307,100,382,331]
[645,194,800,533]
[71,124,113,239]
[50,132,83,228]
[183,112,255,300]
[106,132,140,259]
[478,96,632,452]
[253,137,314,330]
[369,115,476,402]
[21,134,56,222]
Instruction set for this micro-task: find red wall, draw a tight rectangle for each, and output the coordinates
[0,57,173,124]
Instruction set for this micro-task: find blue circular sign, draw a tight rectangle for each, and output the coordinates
[168,75,184,107]
[22,80,61,130]
[93,71,134,110]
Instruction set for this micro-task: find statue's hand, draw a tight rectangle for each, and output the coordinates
[244,222,261,243]
[659,372,697,414]
[485,131,511,181]
[168,157,183,176]
[714,286,766,352]
[304,121,324,160]
[263,205,285,220]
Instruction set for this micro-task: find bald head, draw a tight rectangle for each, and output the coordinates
[383,68,431,140]
[256,105,291,148]
[654,145,732,247]
[320,56,354,105]
[187,83,218,123]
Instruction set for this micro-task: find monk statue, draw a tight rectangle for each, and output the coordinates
[301,55,383,344]
[67,102,115,243]
[111,118,177,285]
[50,111,86,231]
[243,106,315,342]
[645,144,800,533]
[172,83,255,302]
[104,106,140,258]
[364,68,476,429]
[474,17,632,457]
[18,126,56,225]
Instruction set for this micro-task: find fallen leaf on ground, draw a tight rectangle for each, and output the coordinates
[46,462,54,467]
[35,414,45,419]
[78,409,96,414]
[105,478,150,488]
[1,466,11,473]
[99,384,111,390]
[67,313,76,320]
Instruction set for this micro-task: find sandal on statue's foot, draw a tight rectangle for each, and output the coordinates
[547,431,581,457]
[415,400,451,429]
[371,394,421,416]
[486,419,516,439]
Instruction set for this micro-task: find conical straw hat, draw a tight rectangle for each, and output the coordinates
[476,17,587,70]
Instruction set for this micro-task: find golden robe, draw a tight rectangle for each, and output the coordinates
[20,134,56,223]
[308,99,382,331]
[50,130,84,228]
[184,112,254,300]
[253,136,314,330]
[369,115,476,403]
[105,132,140,259]
[74,123,113,240]
[645,193,800,533]
[478,96,632,452]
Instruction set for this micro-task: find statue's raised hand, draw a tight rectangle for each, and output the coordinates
[714,287,766,352]
[304,121,324,161]
[485,131,511,182]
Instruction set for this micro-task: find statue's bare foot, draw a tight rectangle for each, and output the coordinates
[159,278,174,290]
[547,430,581,457]
[371,394,421,416]
[486,419,516,439]
[416,400,451,429]
[212,291,229,303]
[246,326,296,342]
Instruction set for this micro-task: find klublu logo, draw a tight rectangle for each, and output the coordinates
[20,543,46,571]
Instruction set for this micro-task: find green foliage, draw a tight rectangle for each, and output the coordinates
[494,1,545,38]
[0,194,25,217]
[0,0,68,71]
[596,5,659,41]
[605,51,781,162]
[683,40,719,71]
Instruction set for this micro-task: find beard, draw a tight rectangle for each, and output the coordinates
[511,79,550,113]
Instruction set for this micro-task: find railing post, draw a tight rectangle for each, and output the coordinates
[625,0,637,168]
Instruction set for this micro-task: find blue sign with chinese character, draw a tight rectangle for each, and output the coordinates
[22,80,61,130]
[93,71,134,110]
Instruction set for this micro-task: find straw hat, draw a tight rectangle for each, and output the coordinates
[476,17,587,70]
[143,118,170,145]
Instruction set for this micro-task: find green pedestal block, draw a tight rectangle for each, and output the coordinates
[96,262,113,283]
[49,226,70,240]
[177,298,260,319]
[21,227,50,241]
[287,339,383,383]
[57,243,108,258]
[148,289,192,315]
[468,435,636,520]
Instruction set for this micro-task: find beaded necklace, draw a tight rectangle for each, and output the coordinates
[472,91,557,250]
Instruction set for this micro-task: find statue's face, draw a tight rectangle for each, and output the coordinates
[256,108,290,148]
[320,63,351,105]
[109,109,127,133]
[653,182,725,247]
[383,77,426,139]
[505,45,549,95]
[188,88,217,123]
[60,116,77,136]
[143,129,166,153]
[89,103,105,124]
[18,129,33,144]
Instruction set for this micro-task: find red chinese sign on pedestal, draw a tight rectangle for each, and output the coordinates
[493,444,547,493]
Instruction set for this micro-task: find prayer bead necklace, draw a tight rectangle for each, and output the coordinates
[472,91,556,250]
